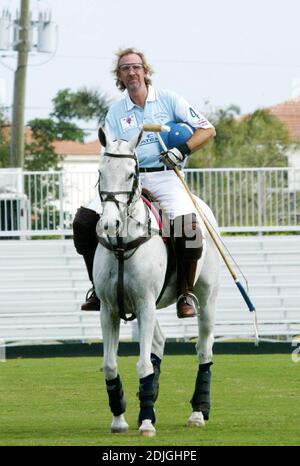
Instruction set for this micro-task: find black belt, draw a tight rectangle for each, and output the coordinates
[139,166,173,172]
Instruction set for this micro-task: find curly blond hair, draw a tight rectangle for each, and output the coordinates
[112,47,154,91]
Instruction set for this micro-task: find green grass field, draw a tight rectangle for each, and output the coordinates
[0,354,299,446]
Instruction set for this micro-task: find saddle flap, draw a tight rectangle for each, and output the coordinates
[141,188,170,244]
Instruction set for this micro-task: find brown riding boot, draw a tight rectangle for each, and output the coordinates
[173,214,203,319]
[80,250,101,311]
[176,259,199,318]
[81,286,101,311]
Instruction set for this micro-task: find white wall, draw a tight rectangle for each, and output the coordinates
[287,147,300,191]
[60,155,99,216]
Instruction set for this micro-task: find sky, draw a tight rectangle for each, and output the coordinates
[0,0,300,140]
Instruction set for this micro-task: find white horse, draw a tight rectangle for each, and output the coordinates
[93,128,221,437]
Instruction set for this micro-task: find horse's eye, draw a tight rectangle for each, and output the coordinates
[128,173,134,180]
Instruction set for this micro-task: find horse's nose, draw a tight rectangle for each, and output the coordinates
[101,220,121,236]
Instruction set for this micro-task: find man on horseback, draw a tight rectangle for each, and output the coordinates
[73,47,215,318]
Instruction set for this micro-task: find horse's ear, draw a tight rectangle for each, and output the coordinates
[98,127,107,147]
[128,129,143,153]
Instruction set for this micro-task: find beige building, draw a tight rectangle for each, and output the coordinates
[51,139,102,215]
[53,139,101,172]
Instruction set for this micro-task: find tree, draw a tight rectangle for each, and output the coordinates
[0,108,10,168]
[24,118,61,171]
[187,106,296,228]
[25,86,110,171]
[188,105,291,168]
[1,87,109,170]
[22,87,109,231]
[51,87,109,126]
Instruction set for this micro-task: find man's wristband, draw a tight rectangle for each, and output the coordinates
[177,142,191,157]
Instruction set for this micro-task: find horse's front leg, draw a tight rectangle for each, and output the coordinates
[101,304,129,433]
[151,319,165,402]
[136,302,157,437]
[188,281,219,428]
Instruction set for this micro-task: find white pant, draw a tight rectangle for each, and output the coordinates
[88,170,196,219]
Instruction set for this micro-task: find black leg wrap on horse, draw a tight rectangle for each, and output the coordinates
[151,353,161,403]
[138,373,156,425]
[190,362,213,420]
[106,375,126,417]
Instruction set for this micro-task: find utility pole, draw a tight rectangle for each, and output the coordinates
[10,0,30,168]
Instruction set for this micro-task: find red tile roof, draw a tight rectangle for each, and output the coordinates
[3,127,101,155]
[267,98,300,141]
[52,139,101,156]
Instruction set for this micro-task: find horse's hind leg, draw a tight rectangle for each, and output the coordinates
[101,305,129,433]
[188,282,219,427]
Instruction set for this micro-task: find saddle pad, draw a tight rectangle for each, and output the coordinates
[141,190,169,244]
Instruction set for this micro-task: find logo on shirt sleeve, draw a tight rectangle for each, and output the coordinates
[120,114,138,131]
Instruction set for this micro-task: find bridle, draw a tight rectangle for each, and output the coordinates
[97,150,152,322]
[98,152,140,211]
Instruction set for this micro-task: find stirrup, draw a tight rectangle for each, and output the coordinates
[85,287,96,301]
[81,287,100,311]
[176,292,199,318]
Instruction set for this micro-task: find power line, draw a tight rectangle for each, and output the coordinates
[4,50,300,68]
[54,54,300,69]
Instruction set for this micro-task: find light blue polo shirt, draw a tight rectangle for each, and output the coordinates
[105,85,213,168]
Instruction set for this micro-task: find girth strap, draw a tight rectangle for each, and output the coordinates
[116,235,133,322]
[97,234,152,321]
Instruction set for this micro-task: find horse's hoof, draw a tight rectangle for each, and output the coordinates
[139,419,156,437]
[187,411,205,427]
[111,414,129,433]
[111,425,129,433]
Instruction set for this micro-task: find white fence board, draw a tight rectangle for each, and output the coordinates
[0,236,300,344]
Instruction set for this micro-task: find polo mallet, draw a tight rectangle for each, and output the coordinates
[141,123,259,343]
